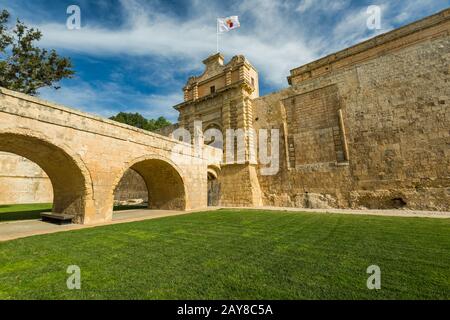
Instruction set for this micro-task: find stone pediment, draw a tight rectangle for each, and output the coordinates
[184,53,254,88]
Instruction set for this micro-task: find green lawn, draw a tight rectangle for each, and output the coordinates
[0,203,146,223]
[0,203,52,222]
[0,209,449,299]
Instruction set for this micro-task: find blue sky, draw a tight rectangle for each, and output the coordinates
[1,0,449,122]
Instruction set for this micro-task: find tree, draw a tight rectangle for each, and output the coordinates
[148,116,172,131]
[109,112,172,132]
[0,9,74,95]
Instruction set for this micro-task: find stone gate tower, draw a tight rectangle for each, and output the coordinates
[174,53,263,206]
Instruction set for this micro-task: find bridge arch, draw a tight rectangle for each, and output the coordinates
[0,129,94,223]
[113,155,187,211]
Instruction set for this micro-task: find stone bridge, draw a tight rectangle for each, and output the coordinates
[0,87,222,224]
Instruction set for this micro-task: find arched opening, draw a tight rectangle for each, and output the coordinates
[113,158,186,211]
[0,133,91,223]
[207,166,220,207]
[0,151,53,204]
[113,169,148,209]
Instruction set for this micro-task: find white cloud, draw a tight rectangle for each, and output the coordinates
[7,0,449,121]
[39,80,181,121]
[296,0,350,13]
[143,93,183,118]
[34,0,319,87]
[330,4,393,51]
[296,0,314,13]
[27,0,446,89]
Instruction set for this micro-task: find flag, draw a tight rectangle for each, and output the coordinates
[217,16,240,33]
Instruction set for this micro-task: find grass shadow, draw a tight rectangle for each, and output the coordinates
[0,203,148,223]
[113,204,148,211]
[0,206,52,222]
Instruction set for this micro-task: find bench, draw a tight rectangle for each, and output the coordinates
[40,213,75,225]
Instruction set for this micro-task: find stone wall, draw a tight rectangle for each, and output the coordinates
[253,11,450,211]
[113,169,148,204]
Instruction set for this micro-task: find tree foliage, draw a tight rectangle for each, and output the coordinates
[0,9,74,95]
[109,112,172,132]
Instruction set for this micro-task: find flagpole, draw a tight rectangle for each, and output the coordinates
[216,19,219,53]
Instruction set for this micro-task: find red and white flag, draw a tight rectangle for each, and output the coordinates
[217,16,240,33]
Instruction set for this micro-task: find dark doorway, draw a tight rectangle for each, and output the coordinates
[207,172,220,206]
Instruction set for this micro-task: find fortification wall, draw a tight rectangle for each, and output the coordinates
[253,18,450,210]
[0,152,53,204]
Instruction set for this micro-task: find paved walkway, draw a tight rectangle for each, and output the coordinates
[0,207,448,242]
[225,206,450,219]
[0,209,208,242]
